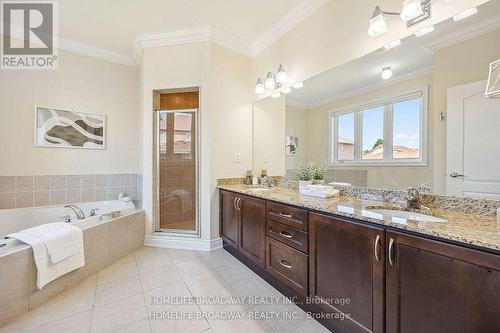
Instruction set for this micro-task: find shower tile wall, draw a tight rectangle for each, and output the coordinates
[0,174,142,209]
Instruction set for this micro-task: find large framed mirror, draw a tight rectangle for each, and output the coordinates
[253,0,500,199]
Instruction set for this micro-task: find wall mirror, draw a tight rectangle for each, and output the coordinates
[253,0,500,199]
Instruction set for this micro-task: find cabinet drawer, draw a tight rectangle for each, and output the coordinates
[266,236,308,296]
[267,201,308,231]
[267,219,308,253]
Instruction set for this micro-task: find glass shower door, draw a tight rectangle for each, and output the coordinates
[157,109,197,233]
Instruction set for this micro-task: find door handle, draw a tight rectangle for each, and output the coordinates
[279,212,293,218]
[279,259,292,269]
[279,231,293,239]
[450,172,465,178]
[374,235,381,262]
[388,238,395,266]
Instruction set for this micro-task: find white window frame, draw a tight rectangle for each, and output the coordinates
[329,86,428,167]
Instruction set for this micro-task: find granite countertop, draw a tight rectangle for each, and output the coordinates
[218,184,500,253]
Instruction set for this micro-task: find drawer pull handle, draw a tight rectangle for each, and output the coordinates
[279,260,292,269]
[279,212,293,218]
[388,238,395,266]
[374,235,381,262]
[233,197,238,211]
[279,231,293,239]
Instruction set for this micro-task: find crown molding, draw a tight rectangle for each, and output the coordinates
[306,67,433,109]
[251,0,329,56]
[58,38,136,67]
[423,14,500,51]
[286,98,310,109]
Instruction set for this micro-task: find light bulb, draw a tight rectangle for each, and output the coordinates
[368,6,387,37]
[453,7,477,21]
[255,78,265,94]
[293,82,304,89]
[265,72,275,89]
[276,65,287,83]
[381,67,393,80]
[401,0,423,21]
[415,25,435,37]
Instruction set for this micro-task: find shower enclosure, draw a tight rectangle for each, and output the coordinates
[153,89,199,234]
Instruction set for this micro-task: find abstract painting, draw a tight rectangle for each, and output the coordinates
[34,107,105,149]
[286,136,298,156]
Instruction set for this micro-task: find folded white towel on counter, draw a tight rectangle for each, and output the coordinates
[8,223,85,289]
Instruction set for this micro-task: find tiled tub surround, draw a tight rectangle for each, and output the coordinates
[217,183,500,252]
[0,209,145,327]
[0,174,143,209]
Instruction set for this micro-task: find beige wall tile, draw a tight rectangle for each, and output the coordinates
[66,175,81,189]
[34,191,51,207]
[34,176,51,191]
[81,174,96,188]
[95,189,107,201]
[95,174,107,188]
[50,176,67,190]
[0,249,30,307]
[16,192,33,208]
[66,190,81,204]
[80,188,95,203]
[0,176,15,192]
[0,192,15,209]
[51,190,66,205]
[106,174,121,187]
[16,176,33,191]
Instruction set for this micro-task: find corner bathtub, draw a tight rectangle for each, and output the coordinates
[0,201,145,328]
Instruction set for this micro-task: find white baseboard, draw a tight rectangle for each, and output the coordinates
[144,234,223,252]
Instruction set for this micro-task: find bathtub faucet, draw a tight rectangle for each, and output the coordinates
[65,205,85,220]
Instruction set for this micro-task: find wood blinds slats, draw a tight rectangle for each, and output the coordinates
[160,91,199,110]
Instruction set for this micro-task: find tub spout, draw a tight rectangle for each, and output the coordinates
[65,205,85,220]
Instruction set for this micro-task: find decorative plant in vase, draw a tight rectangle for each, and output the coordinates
[295,162,314,190]
[311,164,326,184]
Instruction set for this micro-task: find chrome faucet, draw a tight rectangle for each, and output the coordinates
[407,187,421,209]
[65,205,85,220]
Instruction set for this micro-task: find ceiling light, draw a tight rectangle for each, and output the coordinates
[270,91,281,98]
[415,25,435,37]
[453,7,477,21]
[265,72,275,89]
[381,67,393,80]
[281,87,291,94]
[293,82,304,89]
[368,6,388,37]
[401,0,423,21]
[384,40,402,50]
[276,65,287,83]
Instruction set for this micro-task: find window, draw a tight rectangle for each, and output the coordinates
[330,88,427,165]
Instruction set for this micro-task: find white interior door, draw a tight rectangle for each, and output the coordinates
[446,80,500,199]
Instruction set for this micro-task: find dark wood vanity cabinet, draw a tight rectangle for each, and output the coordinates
[309,212,385,333]
[219,190,266,267]
[385,230,500,333]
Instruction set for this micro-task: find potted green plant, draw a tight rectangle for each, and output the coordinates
[295,162,313,190]
[312,164,326,184]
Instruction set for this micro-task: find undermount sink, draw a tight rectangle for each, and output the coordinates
[367,208,447,223]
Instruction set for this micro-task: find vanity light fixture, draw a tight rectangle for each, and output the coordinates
[384,39,402,50]
[293,82,304,89]
[381,67,393,80]
[265,72,276,89]
[255,78,265,94]
[414,25,435,36]
[368,0,431,37]
[276,65,287,83]
[453,7,477,21]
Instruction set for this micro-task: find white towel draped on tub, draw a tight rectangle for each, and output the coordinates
[8,222,85,289]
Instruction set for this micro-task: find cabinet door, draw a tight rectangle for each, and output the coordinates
[309,212,385,333]
[219,190,239,247]
[386,231,500,333]
[239,195,266,267]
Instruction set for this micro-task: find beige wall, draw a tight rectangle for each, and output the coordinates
[253,96,286,176]
[285,105,309,170]
[432,29,500,193]
[252,0,489,91]
[0,48,140,176]
[140,42,253,239]
[305,73,433,190]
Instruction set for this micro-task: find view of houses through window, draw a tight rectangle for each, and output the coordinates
[332,92,424,165]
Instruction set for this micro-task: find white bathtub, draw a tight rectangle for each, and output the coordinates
[0,200,136,255]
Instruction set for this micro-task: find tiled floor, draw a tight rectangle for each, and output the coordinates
[0,247,329,333]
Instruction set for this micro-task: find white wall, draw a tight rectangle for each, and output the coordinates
[140,42,253,239]
[0,49,140,176]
